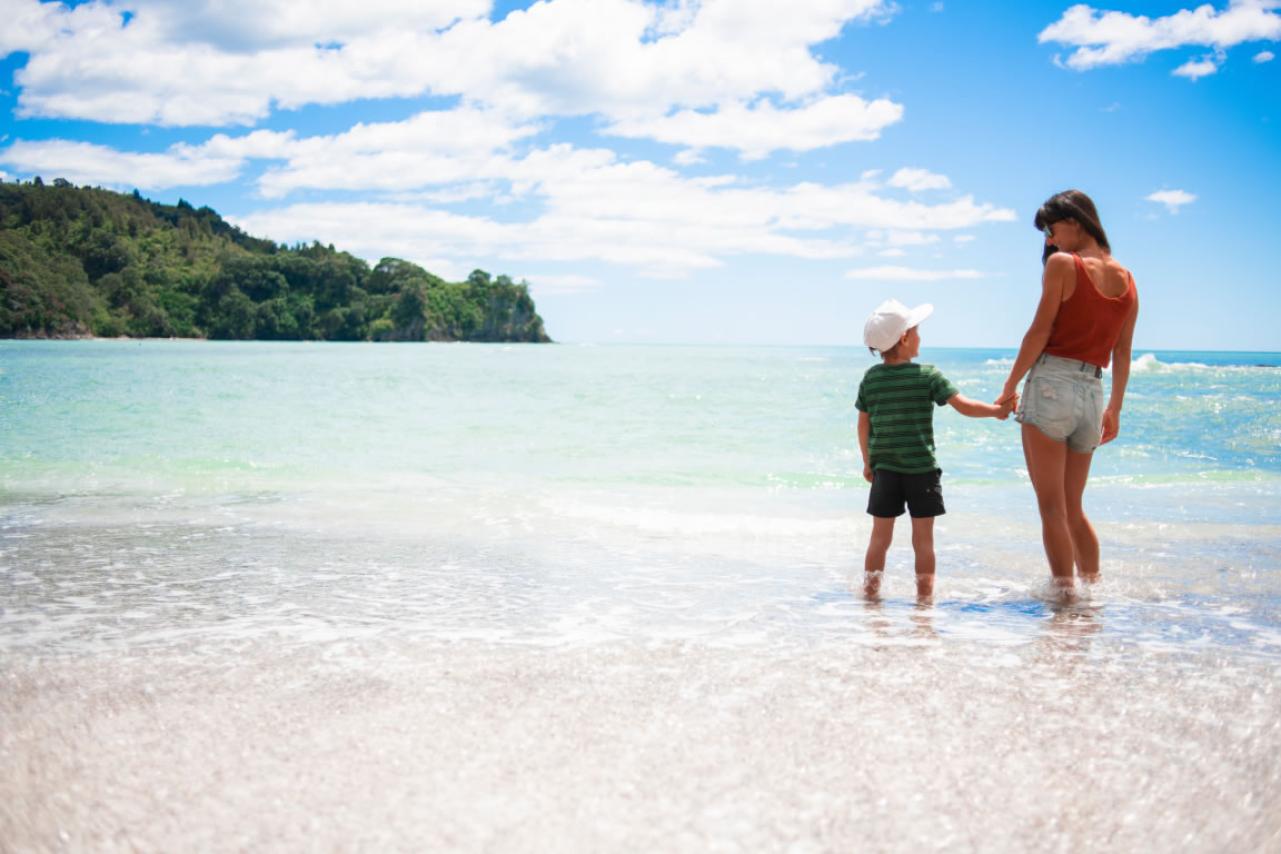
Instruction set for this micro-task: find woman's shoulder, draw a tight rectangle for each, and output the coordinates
[1106,256,1134,279]
[1044,251,1077,273]
[1042,251,1078,293]
[1102,256,1136,292]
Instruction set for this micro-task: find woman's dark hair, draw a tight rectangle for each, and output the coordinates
[1034,189,1110,252]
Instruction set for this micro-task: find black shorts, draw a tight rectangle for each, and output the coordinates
[867,469,945,518]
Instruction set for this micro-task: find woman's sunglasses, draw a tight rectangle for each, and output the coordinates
[1042,221,1056,238]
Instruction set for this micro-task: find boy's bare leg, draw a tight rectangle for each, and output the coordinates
[864,516,894,597]
[1064,448,1100,582]
[910,516,935,600]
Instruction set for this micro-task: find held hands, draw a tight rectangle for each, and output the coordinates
[994,389,1019,420]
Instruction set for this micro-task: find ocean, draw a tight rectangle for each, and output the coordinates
[2,340,1279,851]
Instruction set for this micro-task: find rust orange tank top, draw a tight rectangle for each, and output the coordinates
[1043,254,1137,369]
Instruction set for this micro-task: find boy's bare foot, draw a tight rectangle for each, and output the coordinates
[863,570,883,599]
[915,573,934,600]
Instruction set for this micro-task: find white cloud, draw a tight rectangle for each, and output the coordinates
[1040,1,1281,71]
[0,139,242,188]
[0,42,1014,276]
[255,107,542,198]
[844,266,983,281]
[4,0,901,161]
[883,230,941,246]
[1146,188,1197,212]
[888,167,951,192]
[777,182,1015,231]
[232,200,733,277]
[1173,54,1223,78]
[0,0,112,57]
[1255,49,1277,60]
[382,183,512,206]
[4,1,489,124]
[231,202,502,280]
[215,142,1011,277]
[524,273,602,295]
[953,234,975,244]
[104,112,1007,238]
[605,94,904,160]
[0,107,540,193]
[126,0,488,50]
[878,248,907,257]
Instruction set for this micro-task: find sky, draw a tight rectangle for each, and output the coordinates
[0,0,1278,349]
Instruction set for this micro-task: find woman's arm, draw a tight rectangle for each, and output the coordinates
[858,411,873,482]
[998,253,1071,404]
[1101,289,1140,444]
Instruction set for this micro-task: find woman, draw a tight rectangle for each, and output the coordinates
[996,190,1139,593]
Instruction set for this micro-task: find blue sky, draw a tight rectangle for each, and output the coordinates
[1,0,1278,349]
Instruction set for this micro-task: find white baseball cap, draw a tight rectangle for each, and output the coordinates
[863,299,934,351]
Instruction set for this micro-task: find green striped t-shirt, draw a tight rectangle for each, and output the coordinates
[855,362,959,474]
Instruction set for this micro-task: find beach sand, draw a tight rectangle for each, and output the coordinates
[4,637,1279,852]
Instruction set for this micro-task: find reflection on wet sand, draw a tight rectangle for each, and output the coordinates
[1032,601,1104,672]
[857,594,939,646]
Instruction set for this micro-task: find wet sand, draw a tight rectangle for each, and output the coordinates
[4,637,1279,852]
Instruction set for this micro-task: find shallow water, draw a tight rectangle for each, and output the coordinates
[2,341,1280,850]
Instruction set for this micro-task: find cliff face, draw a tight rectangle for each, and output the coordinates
[0,180,552,343]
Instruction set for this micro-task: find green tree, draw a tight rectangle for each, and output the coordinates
[392,284,427,341]
[208,289,256,339]
[0,182,550,342]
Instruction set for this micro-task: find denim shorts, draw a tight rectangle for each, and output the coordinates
[1016,353,1105,453]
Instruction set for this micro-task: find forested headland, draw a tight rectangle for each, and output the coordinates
[0,179,551,342]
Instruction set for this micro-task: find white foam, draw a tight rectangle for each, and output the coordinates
[1130,352,1277,373]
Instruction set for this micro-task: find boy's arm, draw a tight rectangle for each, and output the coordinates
[948,392,1014,420]
[857,411,873,482]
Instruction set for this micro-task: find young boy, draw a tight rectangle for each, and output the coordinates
[856,299,1015,600]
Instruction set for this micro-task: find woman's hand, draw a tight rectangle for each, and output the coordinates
[1100,406,1120,444]
[863,464,874,483]
[995,383,1019,410]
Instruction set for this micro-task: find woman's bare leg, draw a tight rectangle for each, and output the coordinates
[1022,424,1075,589]
[1064,448,1100,582]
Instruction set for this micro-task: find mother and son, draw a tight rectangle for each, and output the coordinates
[856,189,1139,600]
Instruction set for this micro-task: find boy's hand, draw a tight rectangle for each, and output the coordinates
[993,390,1018,418]
[863,464,873,483]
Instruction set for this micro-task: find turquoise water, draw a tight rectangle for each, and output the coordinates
[2,339,1279,649]
[3,340,1280,850]
[4,342,1280,491]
